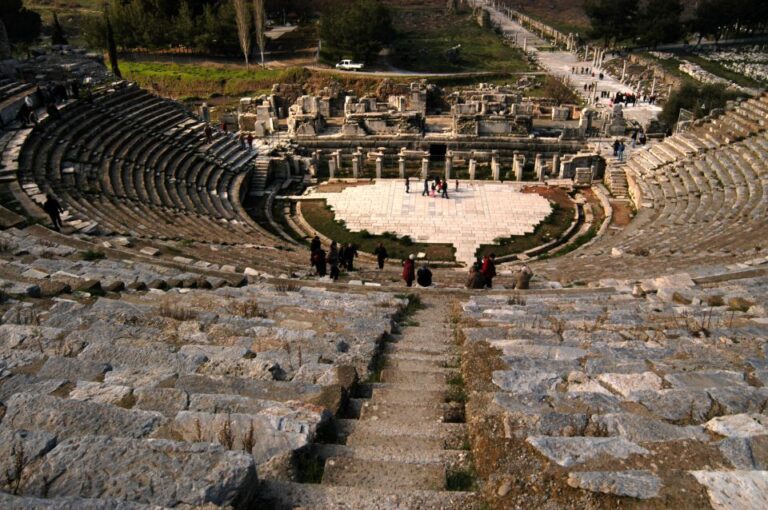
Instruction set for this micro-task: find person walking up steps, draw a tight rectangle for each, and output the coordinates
[481,253,497,289]
[374,242,388,270]
[43,194,64,232]
[328,242,340,281]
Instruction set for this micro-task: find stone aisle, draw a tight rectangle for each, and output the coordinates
[260,295,480,509]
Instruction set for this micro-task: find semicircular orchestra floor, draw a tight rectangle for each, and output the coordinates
[308,180,552,265]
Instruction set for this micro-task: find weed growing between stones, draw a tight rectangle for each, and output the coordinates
[242,421,256,454]
[0,239,11,253]
[231,298,268,318]
[7,441,25,495]
[546,316,566,342]
[158,302,198,321]
[275,282,301,292]
[218,414,235,450]
[80,249,106,261]
[446,466,477,491]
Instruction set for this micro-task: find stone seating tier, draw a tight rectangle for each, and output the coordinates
[13,85,264,244]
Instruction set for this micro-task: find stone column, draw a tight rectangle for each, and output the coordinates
[513,152,524,181]
[421,157,430,180]
[552,153,561,179]
[398,156,406,178]
[328,157,336,180]
[522,37,527,52]
[334,150,342,171]
[375,156,383,179]
[352,151,362,179]
[491,151,500,181]
[650,75,657,97]
[584,45,589,63]
[534,153,544,181]
[445,151,453,181]
[468,158,477,180]
[621,60,627,82]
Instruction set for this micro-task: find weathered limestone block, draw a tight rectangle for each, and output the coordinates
[492,369,560,395]
[567,470,662,499]
[633,389,712,423]
[21,436,257,508]
[665,370,747,390]
[0,426,58,484]
[591,413,708,442]
[690,470,768,510]
[134,387,189,416]
[37,356,111,382]
[68,381,133,406]
[0,374,69,401]
[0,493,152,510]
[174,407,325,464]
[527,436,649,467]
[704,414,768,438]
[597,371,663,398]
[3,393,165,439]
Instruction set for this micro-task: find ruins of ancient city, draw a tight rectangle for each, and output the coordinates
[0,0,767,508]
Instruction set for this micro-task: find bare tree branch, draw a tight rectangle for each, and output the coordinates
[235,0,251,68]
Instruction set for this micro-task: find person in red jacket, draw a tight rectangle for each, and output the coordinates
[402,254,416,287]
[481,253,497,289]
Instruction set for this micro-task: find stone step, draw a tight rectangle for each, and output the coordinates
[257,480,480,510]
[385,359,455,373]
[338,418,466,440]
[380,368,450,385]
[370,383,447,400]
[322,457,446,491]
[386,351,456,364]
[312,443,469,467]
[359,400,445,423]
[384,342,453,356]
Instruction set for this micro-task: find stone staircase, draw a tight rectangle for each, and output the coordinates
[257,295,480,509]
[604,164,628,198]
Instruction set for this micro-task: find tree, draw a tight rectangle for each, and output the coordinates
[692,0,731,45]
[0,0,42,47]
[105,11,121,78]
[253,0,266,66]
[319,0,394,63]
[660,82,742,127]
[234,0,251,67]
[174,1,196,48]
[51,12,69,46]
[637,0,682,48]
[0,18,10,59]
[584,0,638,45]
[542,76,578,106]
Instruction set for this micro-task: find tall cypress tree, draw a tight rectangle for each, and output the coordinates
[105,12,121,78]
[0,19,10,60]
[51,12,68,45]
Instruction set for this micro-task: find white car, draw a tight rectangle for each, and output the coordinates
[335,59,364,71]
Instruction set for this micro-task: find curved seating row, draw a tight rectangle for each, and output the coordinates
[15,83,270,244]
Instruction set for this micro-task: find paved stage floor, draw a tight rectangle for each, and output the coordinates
[308,180,552,265]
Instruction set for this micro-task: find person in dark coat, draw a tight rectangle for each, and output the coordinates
[405,177,410,193]
[43,194,64,232]
[422,177,429,196]
[402,254,416,287]
[416,263,433,287]
[374,242,388,270]
[441,180,449,199]
[204,123,213,144]
[344,243,358,271]
[328,242,340,281]
[314,248,327,277]
[310,235,321,266]
[481,253,497,289]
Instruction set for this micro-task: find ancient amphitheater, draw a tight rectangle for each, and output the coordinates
[0,37,767,510]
